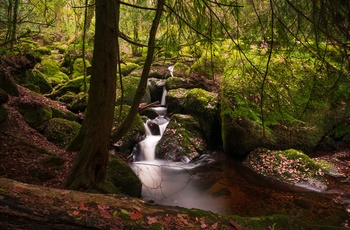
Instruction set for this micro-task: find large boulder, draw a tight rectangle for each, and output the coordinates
[72,58,91,79]
[156,114,207,162]
[52,76,90,98]
[119,62,140,76]
[99,154,142,197]
[115,76,151,106]
[0,72,19,96]
[24,69,52,94]
[243,148,339,191]
[167,88,220,145]
[43,118,81,148]
[17,101,52,131]
[38,59,69,85]
[0,88,9,105]
[147,78,166,103]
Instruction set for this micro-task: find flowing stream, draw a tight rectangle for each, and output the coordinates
[129,84,348,225]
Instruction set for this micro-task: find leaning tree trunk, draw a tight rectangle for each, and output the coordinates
[113,0,164,141]
[65,0,119,190]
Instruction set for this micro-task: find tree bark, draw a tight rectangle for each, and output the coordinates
[65,0,119,190]
[113,0,164,141]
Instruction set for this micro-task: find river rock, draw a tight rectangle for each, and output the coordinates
[243,148,336,191]
[167,88,220,146]
[156,114,207,162]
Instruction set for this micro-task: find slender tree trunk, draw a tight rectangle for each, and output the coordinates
[65,0,119,190]
[113,0,164,141]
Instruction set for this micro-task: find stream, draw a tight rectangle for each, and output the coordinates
[129,86,349,226]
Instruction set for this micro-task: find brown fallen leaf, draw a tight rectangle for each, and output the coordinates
[79,201,86,211]
[230,218,241,230]
[129,211,143,220]
[211,222,219,229]
[72,210,79,216]
[98,205,112,219]
[147,216,157,225]
[200,220,207,228]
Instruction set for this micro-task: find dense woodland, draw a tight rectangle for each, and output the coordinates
[0,0,350,229]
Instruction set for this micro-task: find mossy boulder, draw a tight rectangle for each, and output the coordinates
[165,76,188,90]
[39,59,69,85]
[189,52,226,77]
[167,88,220,145]
[243,148,338,191]
[72,58,91,79]
[52,76,90,98]
[0,88,9,105]
[116,76,151,106]
[51,107,77,122]
[34,47,51,55]
[24,69,52,94]
[0,73,19,96]
[110,105,145,155]
[99,154,142,197]
[156,114,207,162]
[67,92,88,113]
[0,106,8,123]
[43,118,81,148]
[17,101,52,131]
[120,62,140,76]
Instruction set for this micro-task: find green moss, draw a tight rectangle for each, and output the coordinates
[51,107,77,121]
[72,58,91,79]
[20,104,52,131]
[115,76,151,106]
[189,52,226,76]
[165,76,187,90]
[0,75,19,96]
[41,59,60,76]
[119,62,140,76]
[43,118,81,148]
[0,106,8,123]
[24,69,52,94]
[54,76,90,97]
[34,47,51,55]
[100,154,142,197]
[68,92,88,112]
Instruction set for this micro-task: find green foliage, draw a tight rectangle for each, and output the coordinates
[189,50,226,77]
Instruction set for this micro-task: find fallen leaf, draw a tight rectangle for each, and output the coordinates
[211,222,218,229]
[98,205,112,219]
[200,220,207,228]
[177,214,188,225]
[147,216,157,225]
[230,218,241,230]
[72,210,79,216]
[129,211,143,220]
[120,209,129,215]
[79,201,86,211]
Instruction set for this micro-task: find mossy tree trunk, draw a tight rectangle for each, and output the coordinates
[65,0,119,190]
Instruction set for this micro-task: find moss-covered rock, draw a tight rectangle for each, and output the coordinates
[39,59,69,85]
[67,92,88,113]
[99,154,142,197]
[165,76,188,90]
[24,69,52,94]
[120,62,140,76]
[0,73,19,96]
[72,58,91,79]
[167,88,220,145]
[43,118,81,148]
[34,47,51,55]
[243,148,338,191]
[52,76,90,98]
[110,105,145,155]
[0,88,9,105]
[0,106,8,123]
[189,52,226,77]
[115,76,151,106]
[156,114,207,162]
[51,107,77,122]
[17,101,52,131]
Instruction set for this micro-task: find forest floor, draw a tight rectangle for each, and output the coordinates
[0,86,350,229]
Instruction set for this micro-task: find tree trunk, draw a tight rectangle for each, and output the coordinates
[65,0,119,190]
[113,0,164,141]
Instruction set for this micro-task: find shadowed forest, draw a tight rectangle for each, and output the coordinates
[0,0,350,229]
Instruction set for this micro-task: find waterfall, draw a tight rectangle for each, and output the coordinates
[138,116,169,161]
[160,87,167,106]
